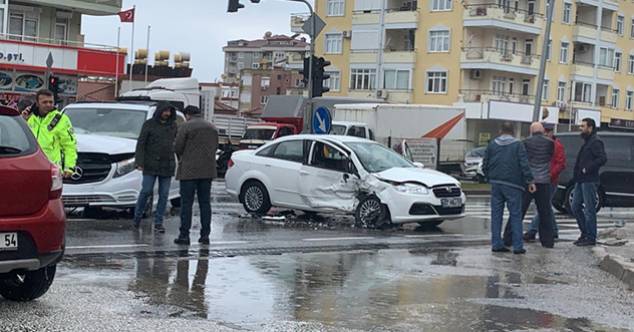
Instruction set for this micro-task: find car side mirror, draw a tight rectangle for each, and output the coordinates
[413,162,424,168]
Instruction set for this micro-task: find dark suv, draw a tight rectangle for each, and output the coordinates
[553,132,634,214]
[0,106,65,301]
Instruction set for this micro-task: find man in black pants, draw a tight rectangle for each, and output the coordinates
[504,122,555,248]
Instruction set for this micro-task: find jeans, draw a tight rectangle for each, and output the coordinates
[504,183,555,248]
[179,179,212,239]
[572,182,599,242]
[528,183,559,236]
[134,175,172,225]
[491,183,524,251]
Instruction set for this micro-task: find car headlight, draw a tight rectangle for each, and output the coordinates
[394,183,429,195]
[114,158,136,178]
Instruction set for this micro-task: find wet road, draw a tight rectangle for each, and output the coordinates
[1,181,633,331]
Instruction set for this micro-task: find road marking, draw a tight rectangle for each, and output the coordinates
[303,237,375,242]
[66,244,150,250]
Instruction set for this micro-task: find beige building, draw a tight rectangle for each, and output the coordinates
[314,0,634,131]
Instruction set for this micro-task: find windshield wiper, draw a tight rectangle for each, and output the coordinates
[0,146,23,154]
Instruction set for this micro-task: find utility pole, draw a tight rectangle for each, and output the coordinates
[290,0,315,132]
[533,0,555,122]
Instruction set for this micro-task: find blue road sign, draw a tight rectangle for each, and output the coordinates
[312,106,332,134]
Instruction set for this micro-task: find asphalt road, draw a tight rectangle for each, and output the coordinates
[1,181,633,332]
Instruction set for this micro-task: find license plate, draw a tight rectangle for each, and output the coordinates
[441,198,462,208]
[0,233,18,251]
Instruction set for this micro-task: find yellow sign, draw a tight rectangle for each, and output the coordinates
[478,132,491,146]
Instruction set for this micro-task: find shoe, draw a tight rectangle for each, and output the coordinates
[575,239,596,247]
[198,237,210,245]
[573,237,585,245]
[154,225,166,234]
[513,249,526,255]
[492,247,510,253]
[523,231,537,242]
[174,237,190,245]
[542,244,554,249]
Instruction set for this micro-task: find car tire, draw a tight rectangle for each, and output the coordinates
[0,265,56,301]
[240,181,271,216]
[355,195,390,229]
[418,220,444,228]
[564,186,602,215]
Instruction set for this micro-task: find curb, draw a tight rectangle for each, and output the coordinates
[593,246,634,290]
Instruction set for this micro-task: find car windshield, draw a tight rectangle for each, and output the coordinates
[330,125,347,135]
[467,147,486,158]
[345,142,413,173]
[0,116,32,155]
[65,108,148,140]
[243,128,275,140]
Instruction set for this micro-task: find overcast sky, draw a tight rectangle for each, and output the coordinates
[81,0,313,82]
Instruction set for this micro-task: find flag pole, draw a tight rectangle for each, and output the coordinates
[128,5,135,90]
[115,26,120,98]
[144,24,150,84]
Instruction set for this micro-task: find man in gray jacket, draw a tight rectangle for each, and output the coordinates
[173,106,218,246]
[504,122,556,248]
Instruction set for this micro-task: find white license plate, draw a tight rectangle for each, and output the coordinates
[0,233,18,251]
[441,198,462,208]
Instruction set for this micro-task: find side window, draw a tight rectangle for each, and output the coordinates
[602,137,633,168]
[271,140,304,162]
[309,141,349,172]
[348,126,366,138]
[278,127,294,137]
[256,143,277,157]
[369,129,375,141]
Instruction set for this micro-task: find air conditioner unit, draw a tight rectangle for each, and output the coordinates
[377,90,389,99]
[470,69,482,80]
[342,30,352,39]
[474,94,481,102]
[524,15,535,23]
[475,7,487,16]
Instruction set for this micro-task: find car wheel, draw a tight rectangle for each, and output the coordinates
[240,181,271,216]
[170,197,181,208]
[418,220,444,228]
[355,196,389,229]
[564,186,602,215]
[0,265,56,301]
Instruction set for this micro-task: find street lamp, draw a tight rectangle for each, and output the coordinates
[533,0,556,122]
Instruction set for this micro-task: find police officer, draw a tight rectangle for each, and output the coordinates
[23,89,77,178]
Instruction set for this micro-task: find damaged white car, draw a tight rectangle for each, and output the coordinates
[225,135,465,227]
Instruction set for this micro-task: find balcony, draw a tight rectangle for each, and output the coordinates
[597,65,615,81]
[385,10,419,25]
[573,21,617,44]
[352,11,380,25]
[383,50,416,63]
[19,0,122,15]
[350,50,379,63]
[571,60,595,77]
[463,4,544,35]
[460,89,534,104]
[461,47,540,75]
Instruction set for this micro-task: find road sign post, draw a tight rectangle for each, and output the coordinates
[312,106,332,134]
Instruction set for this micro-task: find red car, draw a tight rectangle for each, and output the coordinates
[0,105,65,301]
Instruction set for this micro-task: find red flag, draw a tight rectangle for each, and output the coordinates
[118,8,135,23]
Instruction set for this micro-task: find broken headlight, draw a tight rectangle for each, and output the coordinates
[395,183,429,195]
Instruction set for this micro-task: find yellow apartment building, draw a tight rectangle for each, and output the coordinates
[312,0,634,134]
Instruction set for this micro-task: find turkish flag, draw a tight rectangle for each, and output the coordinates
[118,8,135,23]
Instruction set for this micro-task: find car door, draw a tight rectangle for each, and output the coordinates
[299,140,359,211]
[260,139,307,208]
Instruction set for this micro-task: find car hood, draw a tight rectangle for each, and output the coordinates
[76,134,137,154]
[374,167,460,187]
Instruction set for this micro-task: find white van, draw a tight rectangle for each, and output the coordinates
[61,101,184,214]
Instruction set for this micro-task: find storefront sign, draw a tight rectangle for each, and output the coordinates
[609,118,634,130]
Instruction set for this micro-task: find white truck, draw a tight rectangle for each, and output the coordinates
[331,104,468,171]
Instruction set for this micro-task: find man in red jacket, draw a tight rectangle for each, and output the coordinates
[524,123,566,241]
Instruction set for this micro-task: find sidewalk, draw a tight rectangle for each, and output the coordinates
[593,223,634,290]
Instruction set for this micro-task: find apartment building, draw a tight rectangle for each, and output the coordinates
[0,0,124,105]
[314,0,634,133]
[238,67,304,115]
[222,32,309,83]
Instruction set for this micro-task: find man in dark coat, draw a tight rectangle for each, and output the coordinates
[133,102,178,232]
[173,106,218,246]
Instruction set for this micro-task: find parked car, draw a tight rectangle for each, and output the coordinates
[462,147,486,181]
[225,135,466,228]
[61,101,184,216]
[553,132,634,214]
[0,105,65,301]
[239,122,298,150]
[331,121,374,140]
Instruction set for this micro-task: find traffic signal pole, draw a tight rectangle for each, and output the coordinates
[289,0,315,132]
[533,0,555,122]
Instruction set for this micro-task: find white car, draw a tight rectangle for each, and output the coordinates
[61,102,183,214]
[225,135,465,227]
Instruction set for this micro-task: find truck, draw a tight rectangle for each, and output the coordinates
[331,103,468,171]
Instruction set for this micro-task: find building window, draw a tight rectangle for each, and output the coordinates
[522,79,530,96]
[383,69,410,90]
[9,13,38,42]
[629,55,634,74]
[560,42,569,64]
[324,71,341,91]
[627,91,634,111]
[237,62,244,70]
[599,47,614,68]
[574,82,592,103]
[426,71,448,93]
[261,77,270,90]
[563,3,572,24]
[557,81,566,102]
[631,18,634,38]
[327,0,345,16]
[325,33,343,54]
[617,15,624,35]
[492,76,507,95]
[252,63,260,69]
[615,52,622,71]
[546,40,552,60]
[542,80,549,100]
[429,30,450,52]
[261,95,269,105]
[495,35,509,54]
[612,89,620,108]
[55,18,68,42]
[432,0,452,11]
[238,52,244,59]
[350,68,377,90]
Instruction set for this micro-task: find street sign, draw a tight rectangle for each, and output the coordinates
[302,14,326,38]
[312,106,332,134]
[46,52,54,68]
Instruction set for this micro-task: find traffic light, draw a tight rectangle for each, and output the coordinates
[300,56,311,86]
[227,0,260,12]
[48,75,60,102]
[313,57,331,98]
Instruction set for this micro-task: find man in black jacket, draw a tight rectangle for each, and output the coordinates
[572,118,607,246]
[133,102,178,233]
